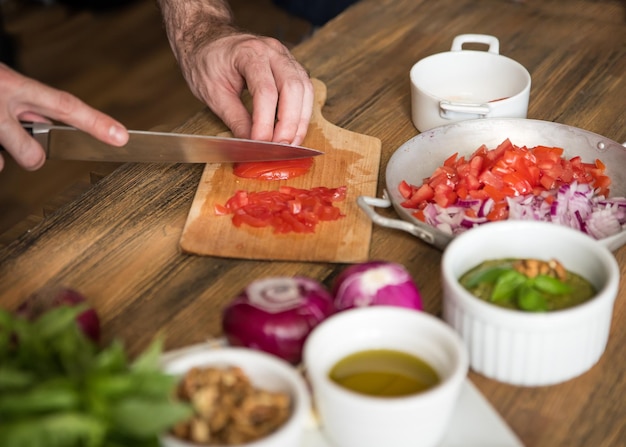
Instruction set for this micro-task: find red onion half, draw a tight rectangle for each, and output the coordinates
[332,261,423,311]
[222,276,335,364]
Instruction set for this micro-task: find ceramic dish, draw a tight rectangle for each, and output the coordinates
[161,342,523,447]
[441,220,620,386]
[410,34,530,132]
[160,345,310,447]
[359,118,626,250]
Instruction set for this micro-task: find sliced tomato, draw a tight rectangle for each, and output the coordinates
[233,157,314,180]
[217,185,347,233]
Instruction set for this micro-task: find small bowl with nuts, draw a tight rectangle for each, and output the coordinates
[440,220,620,386]
[159,344,310,447]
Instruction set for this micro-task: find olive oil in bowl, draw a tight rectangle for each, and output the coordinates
[329,349,440,397]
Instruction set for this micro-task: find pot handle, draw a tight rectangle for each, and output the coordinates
[439,101,491,117]
[357,195,436,245]
[451,34,500,54]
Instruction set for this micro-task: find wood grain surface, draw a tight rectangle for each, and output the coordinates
[180,79,381,262]
[0,1,625,446]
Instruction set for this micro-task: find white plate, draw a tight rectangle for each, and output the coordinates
[303,379,524,447]
[162,341,524,447]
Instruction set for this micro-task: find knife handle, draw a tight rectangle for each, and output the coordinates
[0,122,50,156]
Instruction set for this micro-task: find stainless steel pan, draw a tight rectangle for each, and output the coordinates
[359,119,626,251]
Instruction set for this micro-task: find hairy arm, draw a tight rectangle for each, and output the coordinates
[157,0,313,145]
[157,0,235,75]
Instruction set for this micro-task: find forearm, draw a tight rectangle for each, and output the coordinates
[157,0,236,64]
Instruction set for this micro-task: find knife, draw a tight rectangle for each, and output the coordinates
[20,122,323,163]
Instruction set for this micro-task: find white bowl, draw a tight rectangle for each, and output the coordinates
[159,345,310,447]
[303,306,468,447]
[441,220,620,386]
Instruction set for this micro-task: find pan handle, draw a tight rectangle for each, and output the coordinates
[357,194,437,245]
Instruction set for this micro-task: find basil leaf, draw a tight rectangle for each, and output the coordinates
[462,266,511,288]
[0,383,80,416]
[132,372,180,399]
[131,337,163,373]
[0,412,106,447]
[491,270,528,302]
[518,285,548,312]
[110,397,192,438]
[34,305,88,339]
[94,340,127,373]
[533,274,572,295]
[0,367,34,391]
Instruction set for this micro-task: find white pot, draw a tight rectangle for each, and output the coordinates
[410,34,531,132]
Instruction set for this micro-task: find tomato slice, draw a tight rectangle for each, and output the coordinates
[233,158,314,180]
[218,185,347,233]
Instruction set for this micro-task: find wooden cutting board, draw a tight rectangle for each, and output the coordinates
[179,79,381,262]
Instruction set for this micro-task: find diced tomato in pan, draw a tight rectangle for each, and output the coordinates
[398,138,612,221]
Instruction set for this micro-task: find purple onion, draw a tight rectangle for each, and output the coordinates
[16,286,101,343]
[222,276,335,364]
[331,261,423,312]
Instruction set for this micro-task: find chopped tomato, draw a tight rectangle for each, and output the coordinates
[217,185,347,233]
[398,138,612,221]
[232,157,314,180]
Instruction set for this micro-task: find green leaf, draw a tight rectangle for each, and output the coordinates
[0,367,35,391]
[533,274,572,295]
[131,372,179,399]
[33,305,88,339]
[491,270,528,302]
[0,307,15,334]
[51,327,98,377]
[94,340,127,373]
[131,337,164,373]
[110,398,192,438]
[462,266,511,288]
[0,412,106,447]
[0,308,190,447]
[0,380,80,417]
[518,285,548,312]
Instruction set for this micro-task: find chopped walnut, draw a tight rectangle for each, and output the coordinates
[513,258,567,281]
[172,366,292,445]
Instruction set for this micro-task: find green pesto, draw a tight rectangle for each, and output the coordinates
[459,259,596,312]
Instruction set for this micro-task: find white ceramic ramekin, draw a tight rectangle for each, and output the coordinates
[441,220,620,386]
[159,345,310,447]
[410,34,531,132]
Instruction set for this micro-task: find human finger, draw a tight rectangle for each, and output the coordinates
[0,119,46,171]
[274,73,314,146]
[245,68,280,142]
[35,89,129,146]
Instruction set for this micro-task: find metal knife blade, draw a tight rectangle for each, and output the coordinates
[24,123,323,163]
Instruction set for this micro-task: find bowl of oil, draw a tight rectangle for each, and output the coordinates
[303,306,468,447]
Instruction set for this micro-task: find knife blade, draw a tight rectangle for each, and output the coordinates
[22,123,323,163]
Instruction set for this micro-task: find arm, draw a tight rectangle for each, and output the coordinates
[0,63,128,172]
[158,0,313,146]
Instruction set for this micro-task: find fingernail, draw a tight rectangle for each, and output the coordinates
[109,124,129,145]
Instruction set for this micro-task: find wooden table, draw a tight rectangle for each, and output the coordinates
[1,0,625,445]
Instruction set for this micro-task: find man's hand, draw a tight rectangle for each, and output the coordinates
[158,0,314,146]
[0,63,128,172]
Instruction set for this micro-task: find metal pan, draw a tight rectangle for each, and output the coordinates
[359,118,626,251]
